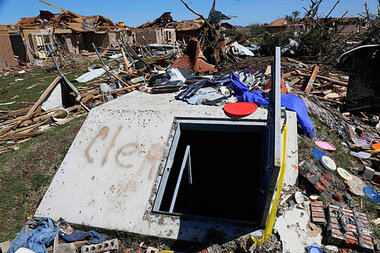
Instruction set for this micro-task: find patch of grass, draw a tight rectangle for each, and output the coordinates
[0,115,86,241]
[0,62,90,111]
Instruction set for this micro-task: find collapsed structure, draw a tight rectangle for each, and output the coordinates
[1,0,133,65]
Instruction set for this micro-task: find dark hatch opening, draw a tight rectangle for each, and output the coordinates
[153,120,266,225]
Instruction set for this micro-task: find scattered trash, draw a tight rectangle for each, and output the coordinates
[350,151,371,159]
[314,141,336,151]
[312,149,326,160]
[345,175,366,196]
[52,108,69,122]
[306,244,323,253]
[337,167,352,181]
[320,156,337,171]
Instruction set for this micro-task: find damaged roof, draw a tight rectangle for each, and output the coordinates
[175,18,205,31]
[14,1,116,32]
[136,12,176,29]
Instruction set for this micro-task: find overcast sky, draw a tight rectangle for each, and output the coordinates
[0,0,378,27]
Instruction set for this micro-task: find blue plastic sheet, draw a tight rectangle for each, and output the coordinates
[229,71,316,138]
[8,217,59,253]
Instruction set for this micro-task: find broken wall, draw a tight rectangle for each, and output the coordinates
[80,32,109,52]
[135,29,157,44]
[107,31,119,47]
[156,28,176,44]
[120,30,135,45]
[9,34,28,63]
[58,34,80,54]
[0,33,18,68]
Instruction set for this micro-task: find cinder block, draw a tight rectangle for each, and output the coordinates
[362,166,375,180]
[81,239,119,253]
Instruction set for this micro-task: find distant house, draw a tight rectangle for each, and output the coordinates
[266,18,304,33]
[266,17,367,34]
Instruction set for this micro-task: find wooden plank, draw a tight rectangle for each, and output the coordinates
[80,102,90,112]
[295,70,348,87]
[101,66,134,92]
[118,41,131,71]
[0,76,61,136]
[81,94,94,103]
[304,65,319,93]
[124,43,140,59]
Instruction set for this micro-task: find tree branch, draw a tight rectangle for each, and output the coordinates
[179,0,213,29]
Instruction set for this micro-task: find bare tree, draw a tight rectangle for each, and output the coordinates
[179,0,225,65]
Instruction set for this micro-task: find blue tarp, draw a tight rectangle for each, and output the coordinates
[59,230,107,244]
[8,218,59,253]
[229,71,316,138]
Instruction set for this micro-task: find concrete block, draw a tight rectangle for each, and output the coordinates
[0,241,11,253]
[362,166,375,180]
[81,239,119,253]
[55,243,77,253]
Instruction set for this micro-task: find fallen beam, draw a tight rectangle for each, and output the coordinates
[295,70,348,87]
[304,65,319,93]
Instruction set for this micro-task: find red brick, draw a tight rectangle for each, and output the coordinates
[312,217,326,223]
[321,179,329,188]
[315,183,325,192]
[312,211,325,218]
[332,193,343,202]
[311,201,323,207]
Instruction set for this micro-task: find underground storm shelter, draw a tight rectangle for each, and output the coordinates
[36,47,298,242]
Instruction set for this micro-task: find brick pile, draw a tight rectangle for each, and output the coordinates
[299,162,343,202]
[326,203,373,251]
[310,201,326,226]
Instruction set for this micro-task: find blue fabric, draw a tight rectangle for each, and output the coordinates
[229,71,316,138]
[59,230,107,244]
[8,218,59,253]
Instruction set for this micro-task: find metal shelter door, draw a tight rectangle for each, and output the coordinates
[260,47,283,225]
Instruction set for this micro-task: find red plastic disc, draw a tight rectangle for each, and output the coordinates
[223,102,258,118]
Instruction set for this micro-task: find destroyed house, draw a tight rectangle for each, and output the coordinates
[319,17,367,34]
[13,11,118,57]
[134,12,177,45]
[7,1,133,62]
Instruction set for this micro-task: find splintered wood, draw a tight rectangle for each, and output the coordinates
[283,58,349,105]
